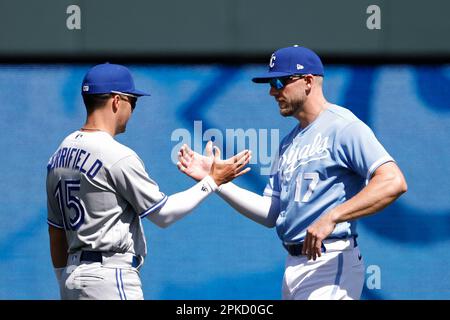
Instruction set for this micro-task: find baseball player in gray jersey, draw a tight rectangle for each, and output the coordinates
[47,63,251,300]
[177,46,408,299]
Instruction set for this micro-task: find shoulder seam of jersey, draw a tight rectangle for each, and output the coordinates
[332,119,364,157]
[109,154,140,171]
[326,104,361,122]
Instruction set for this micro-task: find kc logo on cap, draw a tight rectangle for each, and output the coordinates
[269,54,276,68]
[252,46,324,83]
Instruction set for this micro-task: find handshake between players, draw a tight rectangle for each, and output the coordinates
[177,141,251,185]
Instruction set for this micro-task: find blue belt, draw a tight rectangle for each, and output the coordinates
[80,251,140,268]
[283,236,358,257]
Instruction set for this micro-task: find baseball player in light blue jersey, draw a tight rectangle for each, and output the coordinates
[177,46,408,300]
[47,63,251,300]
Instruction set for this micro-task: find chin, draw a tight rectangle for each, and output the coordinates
[279,109,294,117]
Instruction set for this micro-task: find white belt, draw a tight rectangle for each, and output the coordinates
[322,238,356,252]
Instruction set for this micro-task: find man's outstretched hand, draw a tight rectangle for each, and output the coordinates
[177,141,214,181]
[210,145,251,186]
[177,141,252,186]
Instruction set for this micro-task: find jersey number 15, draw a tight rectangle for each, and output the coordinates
[54,179,86,230]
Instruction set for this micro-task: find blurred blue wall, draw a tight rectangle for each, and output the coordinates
[2,1,450,57]
[0,64,449,299]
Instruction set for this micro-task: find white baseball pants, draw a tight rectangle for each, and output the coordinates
[282,238,365,300]
[59,251,144,300]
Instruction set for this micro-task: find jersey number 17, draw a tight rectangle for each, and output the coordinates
[294,172,319,203]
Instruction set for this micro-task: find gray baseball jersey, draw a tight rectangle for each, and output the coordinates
[46,130,167,258]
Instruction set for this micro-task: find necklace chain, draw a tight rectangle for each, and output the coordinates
[80,127,102,132]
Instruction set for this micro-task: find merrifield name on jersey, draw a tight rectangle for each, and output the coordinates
[47,147,103,178]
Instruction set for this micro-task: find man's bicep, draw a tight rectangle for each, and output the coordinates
[48,225,67,243]
[369,161,402,180]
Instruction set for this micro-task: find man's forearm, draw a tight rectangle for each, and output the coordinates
[147,175,218,228]
[216,182,279,228]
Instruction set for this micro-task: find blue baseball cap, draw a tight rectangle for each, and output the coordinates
[81,63,150,96]
[252,45,324,83]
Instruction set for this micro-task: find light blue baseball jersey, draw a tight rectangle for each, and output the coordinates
[264,104,394,243]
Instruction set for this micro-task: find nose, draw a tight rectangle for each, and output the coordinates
[269,86,278,97]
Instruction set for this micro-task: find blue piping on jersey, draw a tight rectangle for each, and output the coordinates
[139,195,168,219]
[47,219,64,229]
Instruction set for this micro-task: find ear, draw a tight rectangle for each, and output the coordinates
[305,75,314,88]
[111,95,120,113]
